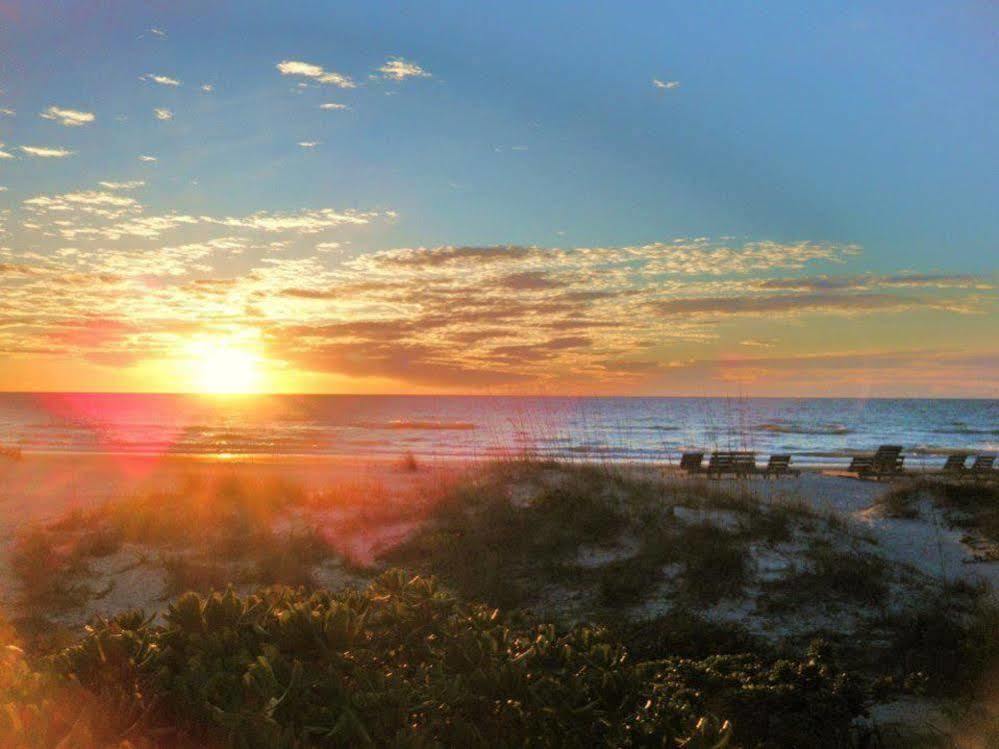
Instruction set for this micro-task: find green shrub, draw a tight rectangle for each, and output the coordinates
[0,572,871,747]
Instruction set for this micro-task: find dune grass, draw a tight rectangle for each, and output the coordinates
[879,480,999,552]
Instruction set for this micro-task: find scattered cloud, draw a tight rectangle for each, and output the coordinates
[376,57,431,80]
[298,141,319,148]
[153,107,174,120]
[0,108,15,117]
[98,180,145,190]
[200,84,214,93]
[653,291,966,317]
[20,145,75,158]
[276,60,355,88]
[319,102,349,110]
[653,79,680,90]
[141,73,181,87]
[138,155,158,162]
[0,144,14,159]
[39,106,95,127]
[150,28,166,38]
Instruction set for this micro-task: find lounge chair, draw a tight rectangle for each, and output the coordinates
[940,454,969,475]
[706,451,757,479]
[849,445,904,480]
[969,454,996,480]
[679,452,705,475]
[762,454,800,478]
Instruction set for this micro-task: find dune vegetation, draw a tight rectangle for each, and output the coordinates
[2,461,997,746]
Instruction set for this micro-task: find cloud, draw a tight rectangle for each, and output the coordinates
[276,60,355,88]
[23,190,141,219]
[319,102,349,110]
[298,141,319,148]
[0,108,14,117]
[376,57,431,80]
[498,271,567,291]
[0,144,14,159]
[138,155,158,162]
[98,180,145,190]
[40,106,95,127]
[153,107,174,120]
[757,273,993,292]
[20,145,75,158]
[141,73,181,87]
[200,84,214,93]
[214,207,374,233]
[653,79,680,90]
[653,291,962,317]
[0,227,989,393]
[150,28,166,38]
[370,245,535,269]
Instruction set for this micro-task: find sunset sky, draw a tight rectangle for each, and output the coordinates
[0,1,996,396]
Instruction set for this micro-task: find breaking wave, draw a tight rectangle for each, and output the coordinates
[756,422,852,436]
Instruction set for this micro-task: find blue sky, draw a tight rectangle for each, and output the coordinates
[0,1,996,394]
[4,0,996,262]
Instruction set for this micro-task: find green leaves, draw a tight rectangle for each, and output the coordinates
[3,572,868,747]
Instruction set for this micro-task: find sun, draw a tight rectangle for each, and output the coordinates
[186,339,263,394]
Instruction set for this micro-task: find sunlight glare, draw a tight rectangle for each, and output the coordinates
[187,340,263,394]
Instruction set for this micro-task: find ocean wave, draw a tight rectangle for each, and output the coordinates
[756,422,852,436]
[932,427,999,437]
[352,420,476,431]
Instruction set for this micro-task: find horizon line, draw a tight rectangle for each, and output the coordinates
[0,391,995,401]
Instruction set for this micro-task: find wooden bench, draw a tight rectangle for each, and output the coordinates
[940,454,969,474]
[969,454,996,480]
[679,452,705,475]
[849,445,904,480]
[762,454,800,478]
[706,451,757,478]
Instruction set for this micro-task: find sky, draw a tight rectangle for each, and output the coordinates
[0,0,996,396]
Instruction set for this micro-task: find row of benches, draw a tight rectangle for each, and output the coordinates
[679,451,800,479]
[847,445,996,481]
[679,446,997,480]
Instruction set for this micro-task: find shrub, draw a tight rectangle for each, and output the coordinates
[1,571,863,747]
[885,594,999,697]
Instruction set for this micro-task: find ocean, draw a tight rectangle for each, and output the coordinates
[0,393,995,468]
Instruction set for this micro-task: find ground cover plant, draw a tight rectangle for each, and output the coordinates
[0,570,877,748]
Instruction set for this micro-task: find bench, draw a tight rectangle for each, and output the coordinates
[762,454,800,478]
[940,454,969,474]
[969,454,996,480]
[706,451,757,478]
[849,445,904,480]
[679,452,705,474]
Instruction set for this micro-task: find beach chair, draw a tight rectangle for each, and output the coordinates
[762,454,800,478]
[706,451,757,479]
[849,445,904,480]
[679,452,705,475]
[939,454,969,475]
[968,455,996,480]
